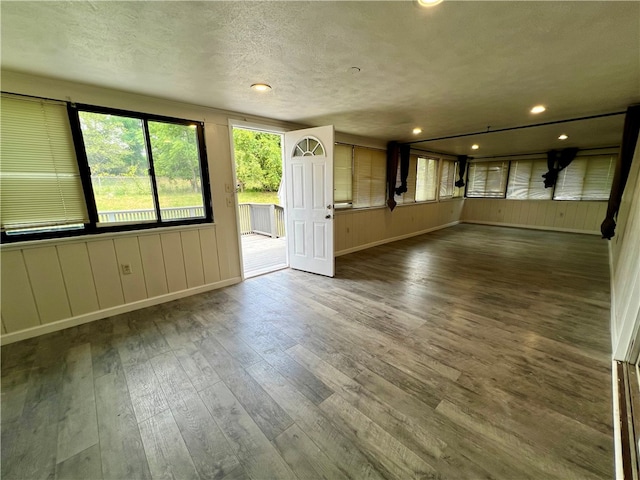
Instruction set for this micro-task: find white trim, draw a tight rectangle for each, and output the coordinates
[460,220,600,236]
[0,277,241,345]
[612,360,624,480]
[335,221,459,257]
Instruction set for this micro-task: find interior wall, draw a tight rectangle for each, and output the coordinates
[461,199,608,234]
[610,140,640,360]
[335,199,463,255]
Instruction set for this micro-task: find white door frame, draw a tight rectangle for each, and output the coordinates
[228,119,287,280]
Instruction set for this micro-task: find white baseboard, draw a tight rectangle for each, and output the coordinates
[460,220,600,236]
[612,360,624,480]
[335,221,459,257]
[0,277,241,345]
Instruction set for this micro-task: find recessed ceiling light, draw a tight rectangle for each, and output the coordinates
[413,127,422,135]
[531,105,546,114]
[558,134,568,140]
[416,0,444,6]
[471,144,479,150]
[251,83,272,92]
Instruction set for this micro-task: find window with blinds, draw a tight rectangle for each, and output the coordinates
[353,147,386,208]
[466,161,509,198]
[394,154,418,205]
[334,144,353,207]
[553,155,615,201]
[1,94,88,234]
[415,157,438,202]
[506,159,553,200]
[439,159,462,199]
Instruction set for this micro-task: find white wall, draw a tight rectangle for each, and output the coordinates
[461,198,608,235]
[610,140,640,360]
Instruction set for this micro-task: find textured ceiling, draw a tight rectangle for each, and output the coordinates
[2,1,639,156]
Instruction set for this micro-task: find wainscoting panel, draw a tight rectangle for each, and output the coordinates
[461,199,607,234]
[0,250,40,331]
[57,243,100,316]
[23,246,72,324]
[1,225,226,340]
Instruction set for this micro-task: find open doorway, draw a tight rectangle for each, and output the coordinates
[231,125,287,278]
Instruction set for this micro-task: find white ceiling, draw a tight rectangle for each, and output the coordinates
[2,1,639,156]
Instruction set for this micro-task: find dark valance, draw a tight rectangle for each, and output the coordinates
[542,148,579,188]
[386,141,399,211]
[601,105,640,239]
[455,155,468,188]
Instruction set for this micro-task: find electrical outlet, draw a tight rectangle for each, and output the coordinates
[121,264,132,275]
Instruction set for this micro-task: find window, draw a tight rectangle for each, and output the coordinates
[466,161,509,198]
[1,94,212,242]
[1,94,88,235]
[553,155,615,200]
[353,147,386,208]
[334,144,353,207]
[439,159,462,199]
[415,157,438,202]
[506,159,553,200]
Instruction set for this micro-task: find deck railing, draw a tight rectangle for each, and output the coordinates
[98,206,205,223]
[238,203,285,238]
[98,204,285,238]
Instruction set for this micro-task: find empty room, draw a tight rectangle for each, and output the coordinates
[1,1,640,479]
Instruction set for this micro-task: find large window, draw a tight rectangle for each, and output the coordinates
[553,155,615,201]
[506,159,553,200]
[439,159,463,199]
[1,94,213,242]
[334,144,353,207]
[415,157,438,202]
[353,147,386,208]
[466,161,509,198]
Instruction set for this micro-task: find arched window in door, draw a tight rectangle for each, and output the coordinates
[293,137,325,157]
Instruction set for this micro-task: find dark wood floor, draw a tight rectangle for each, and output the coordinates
[1,224,614,479]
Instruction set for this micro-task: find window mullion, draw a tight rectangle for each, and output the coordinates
[143,119,162,223]
[67,104,99,230]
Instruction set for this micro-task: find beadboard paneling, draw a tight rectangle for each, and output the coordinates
[199,228,221,284]
[139,234,169,298]
[461,199,606,234]
[1,250,40,331]
[181,230,205,289]
[57,243,100,316]
[87,240,125,309]
[23,247,71,324]
[161,232,188,293]
[114,237,147,303]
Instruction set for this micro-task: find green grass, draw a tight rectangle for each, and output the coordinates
[92,176,280,211]
[237,191,280,205]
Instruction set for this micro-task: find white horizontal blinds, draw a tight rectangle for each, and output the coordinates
[0,94,88,231]
[334,144,353,204]
[554,155,616,200]
[439,159,455,199]
[506,159,552,200]
[394,155,417,204]
[353,147,386,208]
[466,161,508,198]
[415,157,437,202]
[583,155,615,200]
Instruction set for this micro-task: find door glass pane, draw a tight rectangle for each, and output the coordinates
[148,121,205,221]
[79,112,156,224]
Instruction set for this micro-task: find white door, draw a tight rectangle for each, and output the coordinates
[284,126,334,277]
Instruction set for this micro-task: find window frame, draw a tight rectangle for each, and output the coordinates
[1,99,213,243]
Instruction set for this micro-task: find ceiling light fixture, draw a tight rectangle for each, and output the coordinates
[416,0,444,6]
[251,83,272,92]
[413,127,422,135]
[471,144,479,150]
[558,134,568,140]
[530,105,546,114]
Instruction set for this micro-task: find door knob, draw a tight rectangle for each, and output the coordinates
[325,214,332,219]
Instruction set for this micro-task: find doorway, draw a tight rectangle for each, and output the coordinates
[230,124,287,278]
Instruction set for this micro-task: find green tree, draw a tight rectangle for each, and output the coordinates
[233,129,282,191]
[149,122,201,192]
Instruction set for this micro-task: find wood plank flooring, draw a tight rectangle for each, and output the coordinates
[1,224,614,479]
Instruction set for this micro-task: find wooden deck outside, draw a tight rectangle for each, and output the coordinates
[241,233,287,278]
